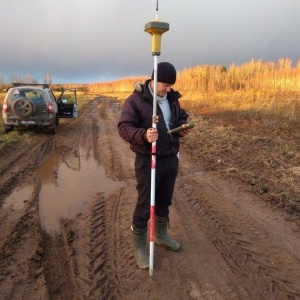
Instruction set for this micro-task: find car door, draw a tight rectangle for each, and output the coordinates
[56,89,77,118]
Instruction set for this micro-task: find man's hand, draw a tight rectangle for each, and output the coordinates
[145,128,158,143]
[179,129,191,137]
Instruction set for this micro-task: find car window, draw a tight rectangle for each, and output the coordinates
[60,91,76,104]
[10,89,26,99]
[10,88,45,101]
[48,91,56,102]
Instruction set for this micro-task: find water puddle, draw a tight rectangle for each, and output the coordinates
[1,146,125,234]
[36,147,125,234]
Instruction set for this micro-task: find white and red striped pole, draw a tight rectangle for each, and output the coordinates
[149,55,158,278]
[145,1,169,278]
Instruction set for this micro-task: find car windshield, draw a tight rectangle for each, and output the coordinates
[10,88,44,101]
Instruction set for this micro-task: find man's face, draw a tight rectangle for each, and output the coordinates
[156,82,173,97]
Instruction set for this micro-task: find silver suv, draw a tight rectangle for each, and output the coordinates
[2,83,77,134]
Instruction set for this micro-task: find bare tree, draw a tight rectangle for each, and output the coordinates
[10,75,23,83]
[0,74,5,84]
[25,73,32,84]
[44,73,52,84]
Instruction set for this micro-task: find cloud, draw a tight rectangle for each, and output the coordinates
[0,0,300,83]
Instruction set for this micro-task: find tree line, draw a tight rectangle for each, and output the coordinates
[0,73,53,91]
[1,58,300,93]
[88,58,300,93]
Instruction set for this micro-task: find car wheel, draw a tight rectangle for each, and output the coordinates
[4,124,14,134]
[55,114,59,126]
[12,97,35,117]
[47,122,57,134]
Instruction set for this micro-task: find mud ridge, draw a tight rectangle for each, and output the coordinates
[0,137,51,203]
[83,192,122,299]
[177,173,300,299]
[0,178,49,300]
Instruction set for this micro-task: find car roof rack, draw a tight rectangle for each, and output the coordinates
[11,83,50,89]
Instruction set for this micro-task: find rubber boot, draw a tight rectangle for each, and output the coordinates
[154,216,181,251]
[131,225,149,269]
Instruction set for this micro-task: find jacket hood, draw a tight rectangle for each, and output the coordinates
[133,79,182,103]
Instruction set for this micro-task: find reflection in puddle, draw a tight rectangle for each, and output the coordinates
[36,145,71,185]
[2,185,33,210]
[37,148,125,234]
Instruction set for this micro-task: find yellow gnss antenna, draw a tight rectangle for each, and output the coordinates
[144,0,169,56]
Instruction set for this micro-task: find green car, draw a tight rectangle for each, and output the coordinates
[2,83,77,134]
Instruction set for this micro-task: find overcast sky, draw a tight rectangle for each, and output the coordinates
[1,0,299,83]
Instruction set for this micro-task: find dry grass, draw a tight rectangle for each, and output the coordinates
[180,90,300,217]
[100,92,130,103]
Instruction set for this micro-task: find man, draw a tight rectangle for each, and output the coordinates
[118,62,191,269]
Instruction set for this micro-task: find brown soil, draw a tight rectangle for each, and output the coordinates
[0,96,300,300]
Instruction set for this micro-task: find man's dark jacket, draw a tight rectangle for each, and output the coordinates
[118,80,189,158]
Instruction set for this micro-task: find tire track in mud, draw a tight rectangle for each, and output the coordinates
[175,172,300,299]
[76,187,154,299]
[94,99,126,181]
[80,97,132,182]
[81,99,148,299]
[80,98,103,159]
[42,231,77,299]
[0,136,52,203]
[0,178,49,300]
[36,99,104,299]
[73,97,153,298]
[0,136,61,297]
[0,136,56,248]
[85,192,123,299]
[0,131,66,299]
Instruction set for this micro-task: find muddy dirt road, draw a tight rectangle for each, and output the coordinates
[0,96,300,300]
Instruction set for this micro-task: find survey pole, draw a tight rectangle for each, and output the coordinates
[144,2,169,278]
